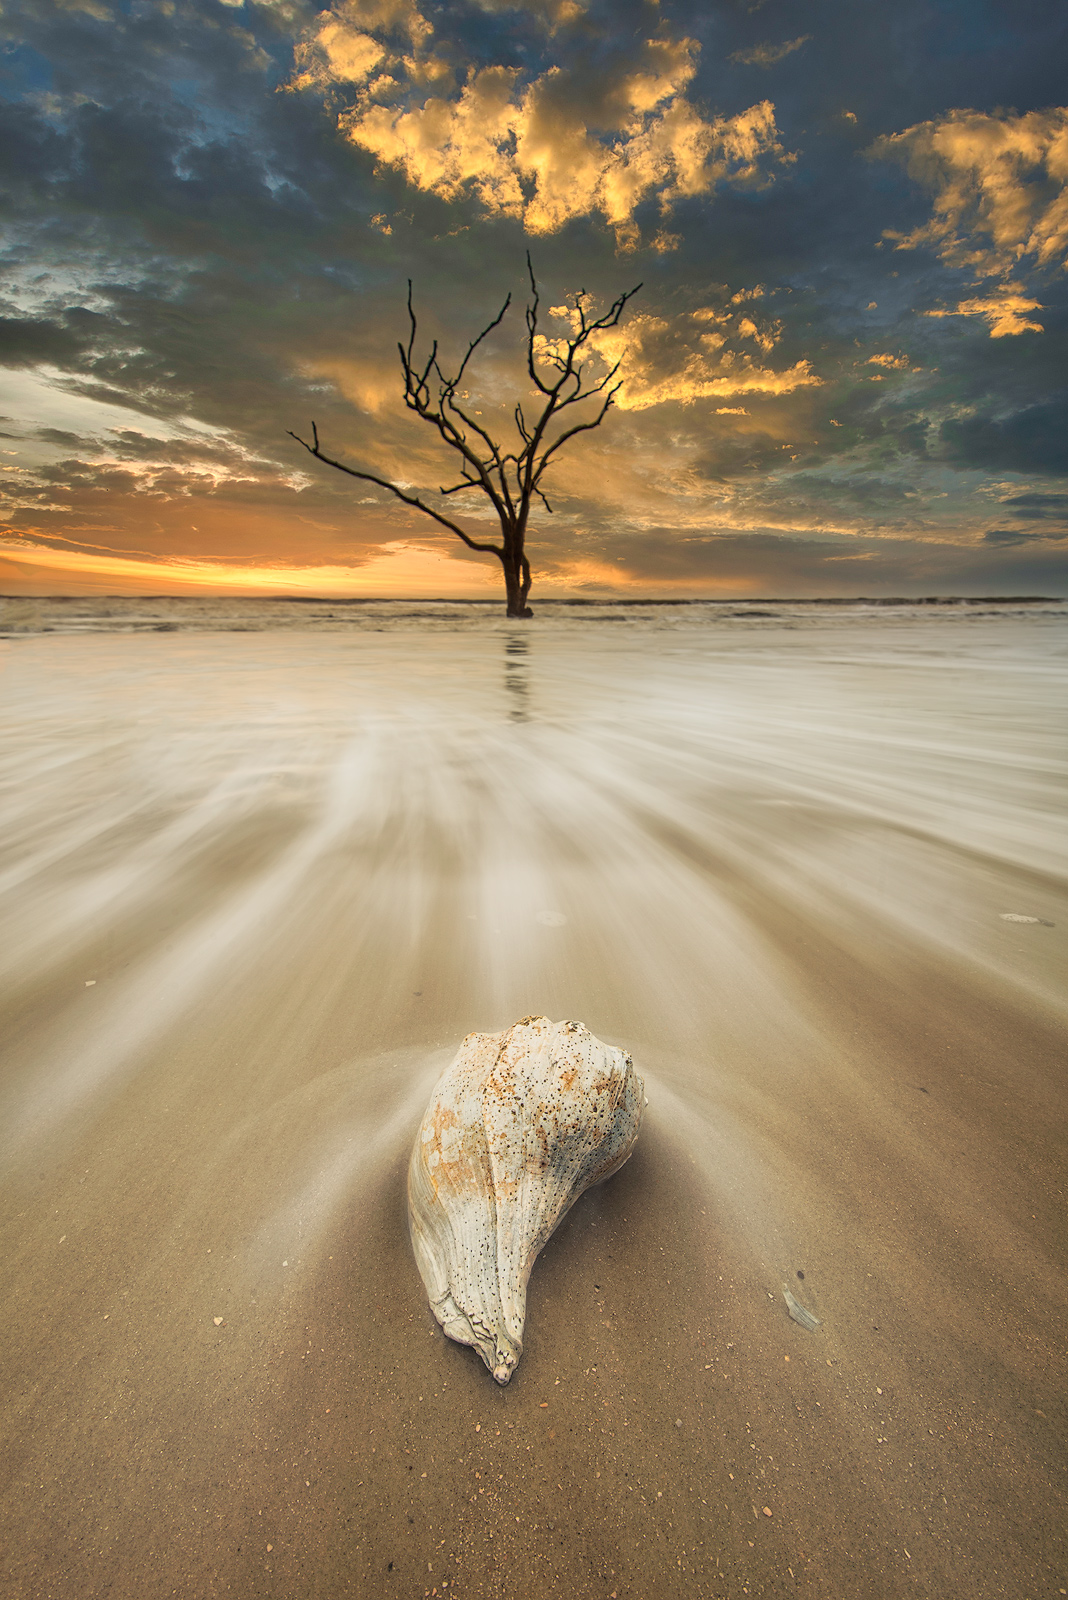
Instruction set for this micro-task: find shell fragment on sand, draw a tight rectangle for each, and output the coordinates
[783,1287,820,1331]
[408,1015,644,1385]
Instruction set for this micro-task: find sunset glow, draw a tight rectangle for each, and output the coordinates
[0,536,504,598]
[1,1,1064,598]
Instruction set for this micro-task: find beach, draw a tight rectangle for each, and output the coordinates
[0,599,1065,1600]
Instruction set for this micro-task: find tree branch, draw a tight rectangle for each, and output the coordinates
[535,386,622,475]
[396,295,518,523]
[448,293,511,391]
[288,426,505,557]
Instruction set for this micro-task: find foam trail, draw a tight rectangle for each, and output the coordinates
[1,734,381,1152]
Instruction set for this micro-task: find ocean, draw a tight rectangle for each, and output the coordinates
[1,591,1064,635]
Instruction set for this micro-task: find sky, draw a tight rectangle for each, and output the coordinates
[1,0,1067,600]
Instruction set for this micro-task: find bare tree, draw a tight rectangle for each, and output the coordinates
[289,257,640,617]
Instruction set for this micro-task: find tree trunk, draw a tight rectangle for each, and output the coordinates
[502,543,533,618]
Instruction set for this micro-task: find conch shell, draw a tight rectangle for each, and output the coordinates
[408,1015,644,1384]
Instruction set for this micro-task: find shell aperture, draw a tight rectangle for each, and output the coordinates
[408,1015,644,1384]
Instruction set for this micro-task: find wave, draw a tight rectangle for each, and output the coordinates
[2,592,1064,636]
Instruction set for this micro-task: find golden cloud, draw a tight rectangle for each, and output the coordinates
[567,306,821,410]
[353,78,786,236]
[344,66,529,217]
[288,0,432,91]
[872,105,1068,277]
[923,289,1044,338]
[291,14,790,235]
[289,18,384,89]
[736,314,779,353]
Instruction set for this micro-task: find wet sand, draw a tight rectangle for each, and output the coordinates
[1,613,1065,1599]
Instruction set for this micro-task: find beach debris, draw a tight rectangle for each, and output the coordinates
[999,913,1054,925]
[408,1015,644,1384]
[783,1287,820,1331]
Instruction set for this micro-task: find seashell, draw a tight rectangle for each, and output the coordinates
[408,1015,644,1384]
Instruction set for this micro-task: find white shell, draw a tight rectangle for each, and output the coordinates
[408,1015,644,1384]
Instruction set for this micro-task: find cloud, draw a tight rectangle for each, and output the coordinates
[348,75,788,240]
[287,0,435,91]
[342,66,529,218]
[1000,492,1068,519]
[730,36,810,69]
[471,0,586,24]
[871,105,1068,278]
[976,493,1068,548]
[289,16,791,237]
[617,350,820,411]
[982,525,1067,546]
[0,366,312,534]
[573,525,1068,597]
[289,19,387,91]
[940,396,1068,476]
[0,316,86,367]
[574,303,821,410]
[924,289,1044,337]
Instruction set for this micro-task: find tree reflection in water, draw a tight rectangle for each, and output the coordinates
[504,632,530,722]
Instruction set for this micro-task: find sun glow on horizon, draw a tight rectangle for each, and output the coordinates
[0,534,762,599]
[0,535,510,598]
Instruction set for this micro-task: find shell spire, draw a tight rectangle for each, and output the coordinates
[408,1016,644,1383]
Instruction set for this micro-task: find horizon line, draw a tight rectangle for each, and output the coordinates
[2,594,1063,606]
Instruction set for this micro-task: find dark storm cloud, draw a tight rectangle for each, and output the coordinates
[0,316,84,365]
[983,527,1068,548]
[1002,494,1068,520]
[981,491,1068,546]
[1,0,1066,592]
[36,428,93,447]
[940,397,1068,478]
